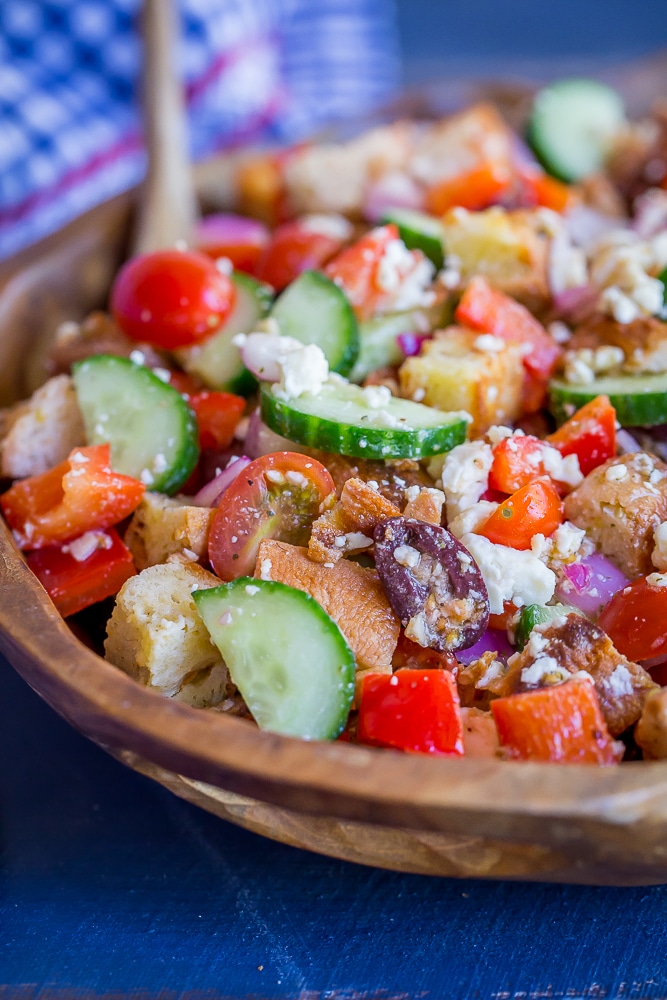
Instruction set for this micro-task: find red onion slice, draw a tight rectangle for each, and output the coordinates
[455,628,513,666]
[396,331,431,357]
[555,551,629,618]
[196,213,269,251]
[362,171,424,223]
[193,456,252,508]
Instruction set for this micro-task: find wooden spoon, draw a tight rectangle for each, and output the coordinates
[132,0,199,255]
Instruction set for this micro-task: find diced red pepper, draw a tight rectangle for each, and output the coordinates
[478,478,563,550]
[425,162,513,215]
[26,528,136,617]
[598,576,667,664]
[357,668,464,756]
[255,219,347,291]
[547,395,616,477]
[491,679,620,764]
[324,224,400,320]
[0,445,145,550]
[455,276,562,411]
[518,167,575,213]
[187,391,245,451]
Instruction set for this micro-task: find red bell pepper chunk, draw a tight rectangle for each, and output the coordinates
[518,167,575,213]
[187,390,245,451]
[547,395,616,477]
[0,444,145,550]
[598,575,667,664]
[425,161,513,215]
[478,478,563,550]
[26,528,136,617]
[324,224,400,320]
[491,679,620,764]
[255,219,347,291]
[455,276,562,410]
[358,668,464,756]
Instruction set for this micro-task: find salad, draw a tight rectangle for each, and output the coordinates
[2,78,667,766]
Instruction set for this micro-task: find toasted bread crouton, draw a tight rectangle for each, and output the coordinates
[283,123,414,217]
[308,477,400,563]
[439,206,552,312]
[498,614,656,736]
[124,493,215,570]
[255,539,399,682]
[564,452,667,578]
[49,311,166,375]
[567,313,667,374]
[460,707,500,758]
[105,562,231,708]
[635,687,667,759]
[408,103,514,188]
[399,326,524,436]
[0,374,85,479]
[402,486,445,526]
[322,454,434,507]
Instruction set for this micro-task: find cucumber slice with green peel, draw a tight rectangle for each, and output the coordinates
[527,79,625,182]
[349,297,452,384]
[193,578,355,740]
[514,603,583,651]
[270,270,359,377]
[260,380,469,460]
[175,272,273,394]
[549,373,667,427]
[658,266,667,317]
[72,354,199,495]
[381,208,445,269]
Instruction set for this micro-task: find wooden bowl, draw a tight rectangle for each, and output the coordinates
[3,66,667,885]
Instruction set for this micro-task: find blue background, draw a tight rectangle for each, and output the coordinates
[3,1,667,995]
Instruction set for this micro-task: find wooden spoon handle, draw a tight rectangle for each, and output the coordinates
[132,0,199,256]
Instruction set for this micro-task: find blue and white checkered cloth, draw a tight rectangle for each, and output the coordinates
[0,0,401,258]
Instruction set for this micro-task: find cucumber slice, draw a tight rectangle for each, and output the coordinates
[659,266,667,317]
[514,603,582,651]
[549,373,667,427]
[350,297,452,384]
[72,354,199,495]
[527,79,625,182]
[260,380,469,460]
[175,272,273,394]
[193,578,355,740]
[270,270,359,377]
[381,209,445,269]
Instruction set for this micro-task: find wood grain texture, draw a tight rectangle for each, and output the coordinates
[3,64,667,884]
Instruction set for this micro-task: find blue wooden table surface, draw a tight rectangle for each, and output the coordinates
[2,652,667,998]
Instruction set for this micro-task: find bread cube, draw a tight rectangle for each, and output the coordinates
[0,374,85,478]
[564,452,667,578]
[440,206,551,312]
[105,562,231,708]
[124,493,215,570]
[398,326,525,436]
[408,103,514,187]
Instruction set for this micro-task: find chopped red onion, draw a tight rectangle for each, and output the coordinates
[632,188,667,239]
[455,628,513,667]
[556,552,629,618]
[192,456,251,507]
[362,171,424,223]
[396,331,431,357]
[552,283,599,321]
[196,213,269,250]
[615,429,642,455]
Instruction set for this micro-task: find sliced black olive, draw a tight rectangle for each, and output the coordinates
[374,516,490,652]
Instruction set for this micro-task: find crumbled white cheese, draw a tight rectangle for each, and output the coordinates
[520,656,568,686]
[605,464,628,482]
[436,440,493,521]
[474,334,505,353]
[476,658,506,688]
[458,533,556,614]
[300,213,353,241]
[285,470,309,487]
[129,349,146,366]
[589,229,666,322]
[403,484,421,503]
[259,558,273,581]
[344,532,374,550]
[539,444,583,488]
[62,530,113,562]
[394,544,421,569]
[548,321,572,345]
[277,344,330,400]
[647,572,667,588]
[374,236,436,312]
[448,500,499,539]
[564,345,624,385]
[652,521,667,571]
[245,585,260,595]
[604,663,635,698]
[361,384,393,409]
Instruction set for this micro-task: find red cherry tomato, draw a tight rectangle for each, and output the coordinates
[187,391,245,451]
[111,249,236,350]
[598,576,667,663]
[254,220,347,291]
[478,479,563,550]
[208,452,336,580]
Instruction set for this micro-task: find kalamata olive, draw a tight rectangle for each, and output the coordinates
[373,517,490,652]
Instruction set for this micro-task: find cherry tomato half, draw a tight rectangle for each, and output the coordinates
[111,249,236,350]
[208,452,336,580]
[598,576,667,664]
[478,479,563,550]
[255,219,348,291]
